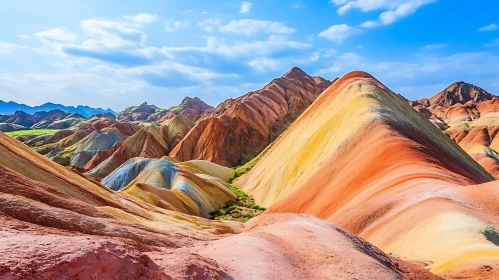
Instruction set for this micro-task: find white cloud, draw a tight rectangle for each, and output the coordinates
[335,0,436,27]
[323,49,338,58]
[318,24,362,42]
[0,43,20,54]
[78,19,146,49]
[240,2,252,13]
[165,20,189,32]
[123,14,158,24]
[219,19,296,36]
[379,1,436,25]
[161,35,311,58]
[198,18,222,32]
[360,21,380,29]
[35,27,78,43]
[478,23,499,32]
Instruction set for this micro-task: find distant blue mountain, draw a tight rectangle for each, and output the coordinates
[0,101,116,118]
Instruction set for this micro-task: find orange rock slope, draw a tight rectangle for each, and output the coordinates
[411,82,499,178]
[86,116,194,178]
[170,67,331,166]
[238,71,499,278]
[0,131,437,279]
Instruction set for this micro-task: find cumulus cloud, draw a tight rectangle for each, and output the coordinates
[161,35,311,58]
[123,14,158,24]
[334,0,437,28]
[240,2,252,13]
[35,27,78,43]
[165,20,189,32]
[318,24,362,42]
[219,19,296,36]
[0,42,21,53]
[198,18,222,32]
[478,23,499,32]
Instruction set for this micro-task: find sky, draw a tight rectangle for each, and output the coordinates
[0,0,498,111]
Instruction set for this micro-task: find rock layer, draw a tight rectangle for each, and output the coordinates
[170,67,331,166]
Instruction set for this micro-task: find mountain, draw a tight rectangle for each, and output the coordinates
[117,97,213,123]
[101,157,236,218]
[0,109,86,131]
[170,67,331,166]
[85,116,194,178]
[0,130,437,279]
[415,81,495,108]
[411,82,499,178]
[25,120,140,166]
[237,71,499,278]
[116,102,163,122]
[0,100,116,117]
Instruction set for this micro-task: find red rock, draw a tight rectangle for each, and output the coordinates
[170,67,331,166]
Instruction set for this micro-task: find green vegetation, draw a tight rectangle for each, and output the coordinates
[210,185,266,222]
[168,97,191,115]
[5,129,60,138]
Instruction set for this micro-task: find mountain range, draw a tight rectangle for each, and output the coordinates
[2,67,499,279]
[0,100,116,117]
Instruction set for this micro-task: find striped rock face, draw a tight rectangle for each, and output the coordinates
[413,84,499,178]
[238,71,499,278]
[85,116,194,178]
[102,157,237,218]
[0,131,436,279]
[170,67,331,167]
[438,99,499,178]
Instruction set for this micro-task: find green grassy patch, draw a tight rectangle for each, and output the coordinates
[5,129,60,138]
[210,185,266,222]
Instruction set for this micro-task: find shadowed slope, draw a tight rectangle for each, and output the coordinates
[170,67,331,166]
[238,71,499,277]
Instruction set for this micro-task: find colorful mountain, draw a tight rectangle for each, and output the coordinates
[0,130,437,279]
[238,71,499,278]
[85,116,194,178]
[29,121,141,167]
[0,109,85,132]
[117,97,213,123]
[170,67,331,166]
[102,157,236,217]
[411,82,499,178]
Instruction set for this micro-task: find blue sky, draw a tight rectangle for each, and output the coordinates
[0,0,498,110]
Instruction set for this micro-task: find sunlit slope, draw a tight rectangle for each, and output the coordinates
[238,71,499,277]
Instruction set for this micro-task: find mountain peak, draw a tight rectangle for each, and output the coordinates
[283,67,308,79]
[429,81,494,107]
